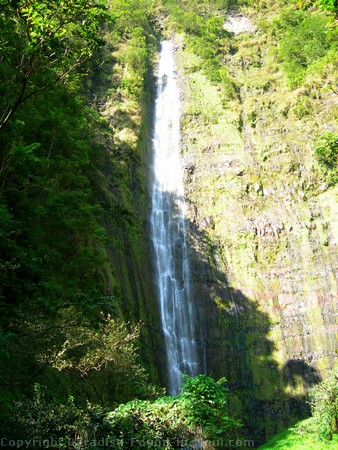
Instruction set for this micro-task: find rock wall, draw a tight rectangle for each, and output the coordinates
[87,21,165,385]
[174,15,338,441]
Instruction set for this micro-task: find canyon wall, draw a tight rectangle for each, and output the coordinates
[86,17,166,384]
[174,13,338,441]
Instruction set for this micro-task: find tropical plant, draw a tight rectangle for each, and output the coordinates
[275,9,331,87]
[2,375,241,449]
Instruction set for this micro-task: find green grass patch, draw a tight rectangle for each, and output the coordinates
[258,418,338,449]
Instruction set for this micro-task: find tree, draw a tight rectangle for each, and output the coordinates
[49,314,161,404]
[0,0,108,130]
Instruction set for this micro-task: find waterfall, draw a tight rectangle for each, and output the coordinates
[150,41,200,395]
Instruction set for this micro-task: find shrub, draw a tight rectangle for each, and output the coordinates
[3,385,111,448]
[181,374,242,441]
[276,9,332,87]
[310,370,338,440]
[3,376,242,449]
[106,375,242,449]
[320,0,338,16]
[315,132,338,185]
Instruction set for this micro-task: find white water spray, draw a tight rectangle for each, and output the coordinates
[150,41,199,394]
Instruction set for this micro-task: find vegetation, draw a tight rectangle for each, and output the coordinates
[258,370,338,448]
[310,369,338,440]
[0,0,161,437]
[271,6,338,88]
[315,132,338,185]
[320,0,338,17]
[3,375,241,449]
[107,375,242,449]
[161,0,235,84]
[257,419,338,449]
[0,0,108,130]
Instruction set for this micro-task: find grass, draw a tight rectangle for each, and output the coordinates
[258,419,338,449]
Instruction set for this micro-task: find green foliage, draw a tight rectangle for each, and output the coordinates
[275,8,333,87]
[49,314,162,404]
[320,0,338,16]
[259,371,338,450]
[0,0,161,428]
[181,374,242,440]
[111,0,155,34]
[257,418,338,449]
[0,82,106,310]
[107,375,242,449]
[0,0,109,129]
[2,376,241,448]
[162,0,230,84]
[259,371,338,447]
[310,370,338,440]
[315,132,338,185]
[107,397,195,449]
[5,385,112,448]
[105,0,156,100]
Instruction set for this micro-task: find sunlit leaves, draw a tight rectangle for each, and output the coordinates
[274,8,334,87]
[315,132,338,185]
[0,0,108,129]
[320,0,338,16]
[106,375,242,448]
[51,316,141,375]
[181,375,242,440]
[310,370,338,440]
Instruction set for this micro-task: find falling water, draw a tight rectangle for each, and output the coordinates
[150,41,199,395]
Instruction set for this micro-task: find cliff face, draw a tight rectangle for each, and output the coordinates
[85,13,166,384]
[174,9,338,441]
[106,0,337,437]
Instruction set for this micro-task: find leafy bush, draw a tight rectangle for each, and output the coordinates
[2,376,242,449]
[181,374,242,441]
[107,397,195,449]
[107,375,242,449]
[276,9,331,87]
[310,370,338,440]
[320,0,338,16]
[3,384,109,446]
[315,132,338,185]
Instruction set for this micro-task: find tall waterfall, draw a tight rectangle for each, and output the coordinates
[150,41,199,395]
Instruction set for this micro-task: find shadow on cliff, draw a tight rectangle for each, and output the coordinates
[162,193,322,445]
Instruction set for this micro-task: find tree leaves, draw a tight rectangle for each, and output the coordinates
[0,0,109,129]
[310,370,338,440]
[315,132,338,185]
